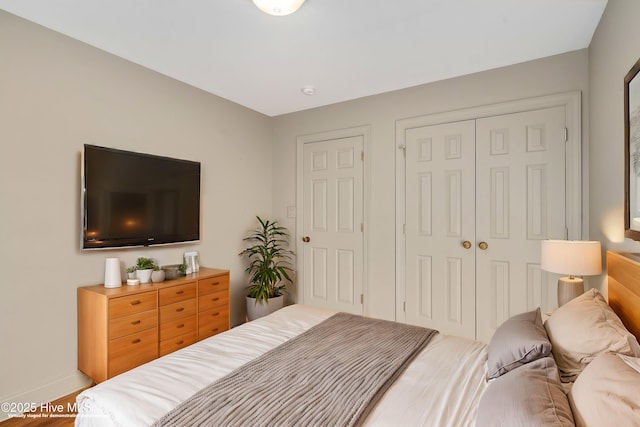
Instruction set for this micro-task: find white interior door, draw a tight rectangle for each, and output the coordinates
[403,107,567,341]
[475,106,566,342]
[302,136,364,314]
[404,120,477,338]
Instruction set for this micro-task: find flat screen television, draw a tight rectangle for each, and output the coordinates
[82,144,201,250]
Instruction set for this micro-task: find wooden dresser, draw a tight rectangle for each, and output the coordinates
[78,267,229,383]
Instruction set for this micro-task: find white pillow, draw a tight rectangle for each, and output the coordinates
[569,352,640,427]
[544,288,640,382]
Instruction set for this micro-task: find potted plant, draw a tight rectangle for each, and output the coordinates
[126,265,137,279]
[134,257,157,284]
[239,216,294,321]
[178,262,187,276]
[151,265,166,283]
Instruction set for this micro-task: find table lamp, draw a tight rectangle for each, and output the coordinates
[540,240,602,306]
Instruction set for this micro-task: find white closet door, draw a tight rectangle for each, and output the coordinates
[301,136,364,314]
[404,120,477,339]
[403,107,567,342]
[475,106,566,342]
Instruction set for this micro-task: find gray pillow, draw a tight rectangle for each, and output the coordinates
[486,307,552,379]
[476,357,575,427]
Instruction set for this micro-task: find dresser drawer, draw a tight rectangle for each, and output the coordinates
[198,306,230,340]
[109,292,157,318]
[198,275,229,295]
[109,309,157,340]
[198,318,229,340]
[159,282,196,306]
[159,299,196,323]
[159,331,197,356]
[108,327,158,377]
[198,290,229,312]
[160,315,196,341]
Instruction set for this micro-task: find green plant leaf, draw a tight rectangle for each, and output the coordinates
[135,257,157,270]
[239,216,294,303]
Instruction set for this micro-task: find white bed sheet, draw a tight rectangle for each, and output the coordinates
[76,305,487,427]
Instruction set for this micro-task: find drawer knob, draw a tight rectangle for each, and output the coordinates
[132,338,141,344]
[131,320,141,325]
[177,323,184,329]
[210,282,219,286]
[211,328,219,333]
[212,297,220,302]
[211,312,220,317]
[176,307,184,312]
[130,300,141,306]
[176,290,184,295]
[176,340,184,345]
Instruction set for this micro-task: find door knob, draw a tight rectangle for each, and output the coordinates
[302,236,311,243]
[462,240,472,249]
[478,241,488,250]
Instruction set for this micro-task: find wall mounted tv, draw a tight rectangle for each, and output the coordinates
[82,144,201,250]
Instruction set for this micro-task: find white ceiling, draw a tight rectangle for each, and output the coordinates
[0,0,607,117]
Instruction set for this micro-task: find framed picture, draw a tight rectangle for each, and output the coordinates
[183,250,200,274]
[625,58,640,240]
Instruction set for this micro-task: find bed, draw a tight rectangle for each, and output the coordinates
[75,251,640,427]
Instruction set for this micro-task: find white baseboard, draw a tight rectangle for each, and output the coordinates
[0,371,92,421]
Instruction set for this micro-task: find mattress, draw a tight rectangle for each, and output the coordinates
[75,304,487,427]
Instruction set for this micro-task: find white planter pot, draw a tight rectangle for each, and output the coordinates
[151,270,166,283]
[136,269,153,284]
[246,295,284,321]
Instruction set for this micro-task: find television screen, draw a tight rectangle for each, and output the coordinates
[82,144,201,249]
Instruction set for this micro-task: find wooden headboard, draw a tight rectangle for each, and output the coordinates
[607,251,640,340]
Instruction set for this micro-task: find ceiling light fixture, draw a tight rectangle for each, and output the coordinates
[252,0,306,16]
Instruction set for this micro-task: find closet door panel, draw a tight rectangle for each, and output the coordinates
[405,120,476,339]
[475,106,566,342]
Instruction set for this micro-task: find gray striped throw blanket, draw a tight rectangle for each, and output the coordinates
[153,312,438,427]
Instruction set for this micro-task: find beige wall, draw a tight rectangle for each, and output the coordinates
[4,0,637,413]
[273,50,590,322]
[0,11,273,408]
[589,0,640,271]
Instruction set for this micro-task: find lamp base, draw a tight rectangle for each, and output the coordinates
[557,277,584,306]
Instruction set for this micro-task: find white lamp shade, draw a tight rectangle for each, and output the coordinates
[253,0,306,16]
[540,240,602,276]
